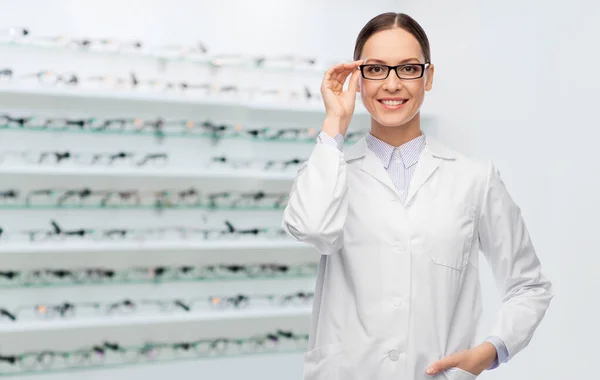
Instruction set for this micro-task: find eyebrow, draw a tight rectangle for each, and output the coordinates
[365,58,422,64]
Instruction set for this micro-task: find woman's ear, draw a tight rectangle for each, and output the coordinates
[425,64,434,91]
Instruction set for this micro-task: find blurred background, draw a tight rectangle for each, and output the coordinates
[0,0,596,379]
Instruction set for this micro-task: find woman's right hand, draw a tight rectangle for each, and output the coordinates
[320,60,363,136]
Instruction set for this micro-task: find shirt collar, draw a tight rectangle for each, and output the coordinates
[365,132,426,169]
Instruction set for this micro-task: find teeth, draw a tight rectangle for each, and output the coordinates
[381,100,405,106]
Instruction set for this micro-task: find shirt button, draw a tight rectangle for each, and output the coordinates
[388,350,400,361]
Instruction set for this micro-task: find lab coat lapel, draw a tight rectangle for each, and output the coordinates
[405,147,440,206]
[405,137,457,205]
[359,144,399,197]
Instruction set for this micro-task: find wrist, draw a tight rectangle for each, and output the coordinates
[475,342,498,366]
[322,115,348,137]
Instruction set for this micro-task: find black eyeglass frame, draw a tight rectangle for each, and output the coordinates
[358,63,431,80]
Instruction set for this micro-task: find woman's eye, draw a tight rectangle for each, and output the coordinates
[400,65,418,73]
[367,65,385,73]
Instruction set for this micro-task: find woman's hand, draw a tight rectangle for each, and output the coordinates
[425,343,498,377]
[320,60,363,136]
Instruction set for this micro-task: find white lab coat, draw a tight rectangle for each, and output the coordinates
[282,135,554,380]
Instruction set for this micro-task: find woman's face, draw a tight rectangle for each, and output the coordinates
[359,28,434,128]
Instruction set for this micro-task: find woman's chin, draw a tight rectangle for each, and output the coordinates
[372,110,419,128]
[375,117,411,128]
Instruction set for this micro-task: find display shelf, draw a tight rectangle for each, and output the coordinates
[0,349,304,378]
[0,123,367,145]
[0,306,311,333]
[0,123,316,143]
[0,85,369,115]
[0,271,317,290]
[0,310,309,377]
[0,203,286,211]
[0,239,308,255]
[0,165,296,182]
[0,40,333,74]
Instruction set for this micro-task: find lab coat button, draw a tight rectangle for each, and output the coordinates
[388,350,400,361]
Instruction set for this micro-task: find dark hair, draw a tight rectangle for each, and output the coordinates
[353,13,431,63]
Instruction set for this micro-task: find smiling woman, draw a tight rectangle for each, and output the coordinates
[283,11,554,380]
[354,13,434,144]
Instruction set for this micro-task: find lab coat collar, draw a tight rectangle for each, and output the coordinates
[345,133,457,203]
[345,133,457,162]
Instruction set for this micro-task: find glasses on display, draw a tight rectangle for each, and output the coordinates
[142,79,211,92]
[359,63,431,80]
[150,42,209,59]
[0,291,313,323]
[0,27,29,41]
[0,330,308,373]
[0,27,145,53]
[0,219,288,243]
[23,187,288,210]
[67,38,143,52]
[1,28,339,73]
[19,71,80,86]
[1,66,322,101]
[0,150,169,167]
[0,112,368,143]
[208,156,305,171]
[0,262,319,288]
[254,55,317,69]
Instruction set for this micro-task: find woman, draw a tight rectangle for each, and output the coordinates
[282,12,554,380]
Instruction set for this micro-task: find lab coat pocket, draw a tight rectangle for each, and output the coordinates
[427,202,476,270]
[302,342,342,380]
[443,367,478,380]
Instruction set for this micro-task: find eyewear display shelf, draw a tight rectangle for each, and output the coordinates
[0,42,359,380]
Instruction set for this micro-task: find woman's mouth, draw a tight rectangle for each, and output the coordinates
[377,99,408,110]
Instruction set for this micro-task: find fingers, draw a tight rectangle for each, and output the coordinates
[323,60,363,90]
[426,355,459,375]
[347,62,363,93]
[334,60,363,85]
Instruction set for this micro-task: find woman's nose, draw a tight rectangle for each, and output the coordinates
[382,70,403,92]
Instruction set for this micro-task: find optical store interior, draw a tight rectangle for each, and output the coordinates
[0,1,595,380]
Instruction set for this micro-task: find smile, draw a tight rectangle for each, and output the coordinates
[378,99,408,109]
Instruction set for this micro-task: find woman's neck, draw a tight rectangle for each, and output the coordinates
[369,112,423,147]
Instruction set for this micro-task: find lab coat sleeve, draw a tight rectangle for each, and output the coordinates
[477,162,555,361]
[282,135,348,255]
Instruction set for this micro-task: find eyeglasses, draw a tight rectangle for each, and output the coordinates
[0,112,368,143]
[0,150,168,167]
[20,71,79,86]
[0,219,288,243]
[0,291,313,322]
[208,156,305,171]
[0,330,308,373]
[358,63,430,80]
[0,262,319,288]
[10,187,288,210]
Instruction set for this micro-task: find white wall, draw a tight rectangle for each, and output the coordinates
[0,1,597,380]
[401,1,600,380]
